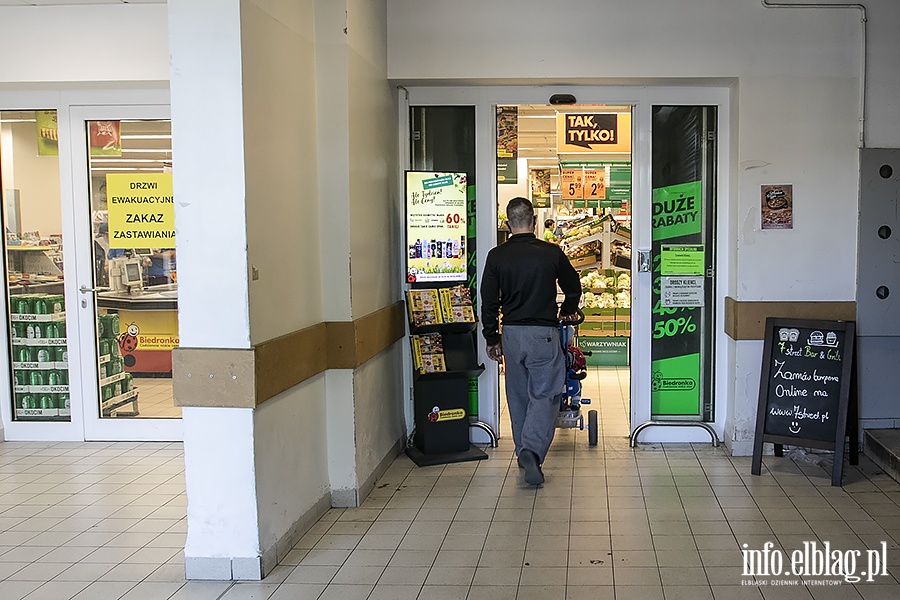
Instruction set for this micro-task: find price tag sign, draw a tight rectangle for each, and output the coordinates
[583,168,606,201]
[561,168,583,201]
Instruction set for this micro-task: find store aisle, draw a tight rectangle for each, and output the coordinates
[2,385,900,599]
[131,379,180,419]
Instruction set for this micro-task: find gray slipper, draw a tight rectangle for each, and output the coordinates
[518,450,544,485]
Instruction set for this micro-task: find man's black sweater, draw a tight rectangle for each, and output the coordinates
[480,233,582,346]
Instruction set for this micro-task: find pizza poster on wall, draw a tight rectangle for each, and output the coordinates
[405,171,468,283]
[761,184,793,230]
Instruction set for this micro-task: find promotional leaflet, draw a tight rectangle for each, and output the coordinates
[406,172,468,283]
[35,110,59,157]
[530,169,551,208]
[496,106,518,184]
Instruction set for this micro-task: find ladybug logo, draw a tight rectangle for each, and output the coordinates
[426,406,440,422]
[118,323,140,367]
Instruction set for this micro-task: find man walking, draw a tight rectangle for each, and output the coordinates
[481,197,582,485]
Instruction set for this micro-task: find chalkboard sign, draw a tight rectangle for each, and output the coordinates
[751,318,857,486]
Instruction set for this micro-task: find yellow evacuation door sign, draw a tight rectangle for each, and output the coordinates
[106,173,175,249]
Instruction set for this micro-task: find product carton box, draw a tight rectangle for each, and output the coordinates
[569,254,597,268]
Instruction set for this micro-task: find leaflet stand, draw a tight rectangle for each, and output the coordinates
[405,289,488,467]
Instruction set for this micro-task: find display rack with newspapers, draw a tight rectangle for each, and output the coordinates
[410,332,446,374]
[406,285,475,327]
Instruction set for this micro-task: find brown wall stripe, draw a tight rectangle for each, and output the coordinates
[173,301,406,408]
[725,297,856,341]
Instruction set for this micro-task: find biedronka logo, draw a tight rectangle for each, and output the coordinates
[651,371,696,392]
[741,541,889,586]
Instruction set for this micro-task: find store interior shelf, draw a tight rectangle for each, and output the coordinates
[562,230,604,249]
[100,371,128,387]
[10,312,66,323]
[101,389,139,414]
[573,260,601,272]
[610,230,631,244]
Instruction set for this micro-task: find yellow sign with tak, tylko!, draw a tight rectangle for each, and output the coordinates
[106,173,175,249]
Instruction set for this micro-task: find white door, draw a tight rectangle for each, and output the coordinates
[68,104,182,441]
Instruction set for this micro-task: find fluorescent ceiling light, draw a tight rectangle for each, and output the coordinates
[0,118,37,123]
[119,134,172,140]
[89,159,168,164]
[90,167,165,172]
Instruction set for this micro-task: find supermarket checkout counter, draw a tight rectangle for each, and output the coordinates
[96,284,178,375]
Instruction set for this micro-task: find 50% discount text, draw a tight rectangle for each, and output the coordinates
[652,315,697,339]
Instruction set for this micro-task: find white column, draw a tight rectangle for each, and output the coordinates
[168,0,258,580]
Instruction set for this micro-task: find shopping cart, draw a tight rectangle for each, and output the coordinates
[555,309,599,446]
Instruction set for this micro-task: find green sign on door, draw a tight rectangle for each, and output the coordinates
[650,105,716,421]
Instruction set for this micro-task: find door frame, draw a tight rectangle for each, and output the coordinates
[69,102,182,442]
[401,84,733,444]
[0,87,181,442]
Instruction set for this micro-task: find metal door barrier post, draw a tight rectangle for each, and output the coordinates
[470,420,498,448]
[630,420,720,448]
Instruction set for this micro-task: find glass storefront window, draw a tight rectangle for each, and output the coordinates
[87,119,179,419]
[1,110,70,422]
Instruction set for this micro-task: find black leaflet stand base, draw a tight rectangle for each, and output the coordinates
[406,295,489,467]
[406,444,487,467]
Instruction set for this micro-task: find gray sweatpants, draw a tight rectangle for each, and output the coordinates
[502,325,565,464]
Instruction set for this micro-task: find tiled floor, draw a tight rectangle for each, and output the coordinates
[131,378,179,420]
[3,366,900,599]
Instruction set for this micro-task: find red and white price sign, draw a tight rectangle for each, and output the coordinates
[583,168,606,201]
[561,168,584,201]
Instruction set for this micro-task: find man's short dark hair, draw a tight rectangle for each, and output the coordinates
[506,197,534,229]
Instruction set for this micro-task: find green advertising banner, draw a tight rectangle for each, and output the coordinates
[651,105,715,421]
[651,180,701,241]
[497,159,517,184]
[651,353,701,414]
[577,336,629,367]
[651,180,703,418]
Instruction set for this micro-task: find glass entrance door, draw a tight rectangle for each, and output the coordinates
[69,105,182,441]
[404,85,731,445]
[649,106,717,422]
